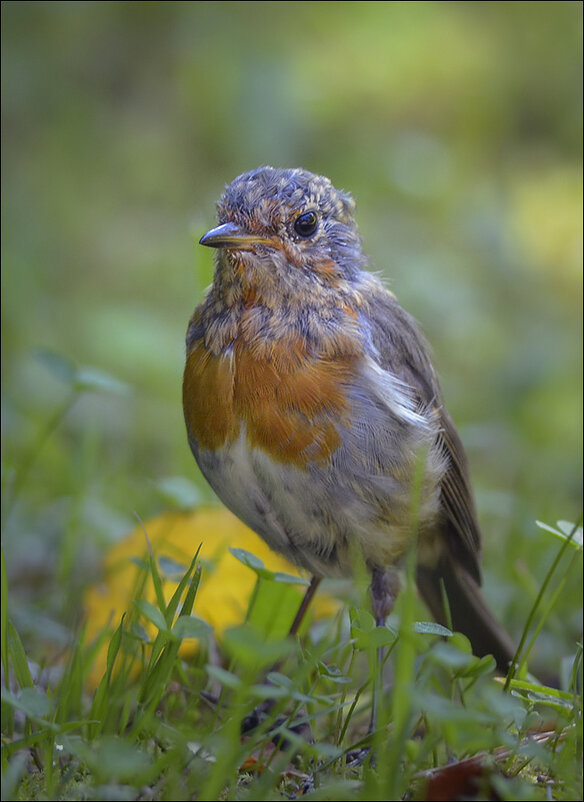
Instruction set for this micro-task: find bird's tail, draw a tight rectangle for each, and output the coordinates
[416,559,516,674]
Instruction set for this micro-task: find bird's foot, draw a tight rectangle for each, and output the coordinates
[345,744,375,768]
[242,699,313,747]
[241,699,274,735]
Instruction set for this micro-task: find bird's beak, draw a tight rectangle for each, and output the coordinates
[199,221,271,250]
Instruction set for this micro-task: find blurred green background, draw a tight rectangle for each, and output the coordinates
[1,2,582,666]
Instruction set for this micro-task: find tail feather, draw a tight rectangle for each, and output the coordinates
[416,559,515,673]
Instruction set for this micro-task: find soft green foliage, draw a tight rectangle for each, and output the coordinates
[1,1,582,799]
[1,541,582,800]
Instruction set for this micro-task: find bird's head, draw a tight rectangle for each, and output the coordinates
[200,167,366,299]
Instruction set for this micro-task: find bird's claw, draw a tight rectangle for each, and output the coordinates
[345,745,374,768]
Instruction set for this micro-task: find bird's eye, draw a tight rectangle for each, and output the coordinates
[294,210,318,238]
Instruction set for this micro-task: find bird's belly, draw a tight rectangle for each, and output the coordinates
[194,420,445,578]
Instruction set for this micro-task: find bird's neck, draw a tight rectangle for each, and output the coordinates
[199,269,367,361]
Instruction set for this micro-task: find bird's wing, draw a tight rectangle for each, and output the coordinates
[435,408,482,578]
[363,284,482,581]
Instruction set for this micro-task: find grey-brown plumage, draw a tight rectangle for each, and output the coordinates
[185,166,515,674]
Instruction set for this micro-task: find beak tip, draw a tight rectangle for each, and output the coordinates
[198,221,267,250]
[198,221,241,249]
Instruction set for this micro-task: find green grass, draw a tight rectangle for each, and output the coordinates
[2,511,582,800]
[1,356,582,800]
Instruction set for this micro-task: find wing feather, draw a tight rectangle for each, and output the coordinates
[364,284,482,581]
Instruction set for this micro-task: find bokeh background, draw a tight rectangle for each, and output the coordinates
[2,1,582,669]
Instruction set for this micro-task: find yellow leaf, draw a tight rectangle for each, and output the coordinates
[83,507,338,687]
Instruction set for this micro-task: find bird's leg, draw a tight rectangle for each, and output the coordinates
[241,575,322,737]
[347,566,399,766]
[288,575,322,637]
[369,566,400,734]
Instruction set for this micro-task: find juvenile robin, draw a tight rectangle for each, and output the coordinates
[183,166,515,679]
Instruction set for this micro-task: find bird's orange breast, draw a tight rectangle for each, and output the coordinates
[183,335,360,467]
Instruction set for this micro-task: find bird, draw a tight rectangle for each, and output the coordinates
[182,166,515,685]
